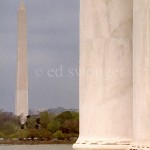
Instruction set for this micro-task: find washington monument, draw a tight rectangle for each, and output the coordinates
[15,0,28,117]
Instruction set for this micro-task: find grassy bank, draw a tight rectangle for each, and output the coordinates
[0,139,76,145]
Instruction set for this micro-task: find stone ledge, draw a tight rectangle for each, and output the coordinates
[129,144,150,150]
[73,143,129,150]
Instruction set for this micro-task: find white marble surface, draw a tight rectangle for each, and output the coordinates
[132,0,150,146]
[16,91,28,117]
[74,0,133,149]
[16,1,28,116]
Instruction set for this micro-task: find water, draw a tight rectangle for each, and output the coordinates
[0,144,73,150]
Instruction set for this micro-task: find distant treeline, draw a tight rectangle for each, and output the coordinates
[0,110,79,141]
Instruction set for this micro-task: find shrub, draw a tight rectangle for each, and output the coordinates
[52,130,64,140]
[47,120,60,133]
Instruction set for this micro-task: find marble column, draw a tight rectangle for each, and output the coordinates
[73,0,133,150]
[130,0,150,149]
[15,0,28,117]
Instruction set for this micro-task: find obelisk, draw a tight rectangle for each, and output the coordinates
[15,0,28,117]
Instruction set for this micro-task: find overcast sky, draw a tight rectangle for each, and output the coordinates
[0,0,79,112]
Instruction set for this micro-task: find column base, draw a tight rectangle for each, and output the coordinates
[73,143,129,150]
[73,138,130,150]
[129,143,150,150]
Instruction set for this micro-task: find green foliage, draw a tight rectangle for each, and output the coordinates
[40,111,54,129]
[0,111,79,140]
[37,129,51,139]
[9,134,18,138]
[55,111,79,134]
[47,120,60,133]
[0,112,19,136]
[55,111,73,124]
[62,119,79,133]
[16,129,29,139]
[28,129,38,139]
[63,133,79,140]
[1,121,17,135]
[0,132,5,138]
[26,116,36,129]
[52,130,64,140]
[0,112,18,123]
[72,112,79,119]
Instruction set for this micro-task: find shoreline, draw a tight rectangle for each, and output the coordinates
[0,140,75,145]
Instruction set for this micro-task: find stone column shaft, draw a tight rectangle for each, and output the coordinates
[73,0,133,150]
[131,0,150,149]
